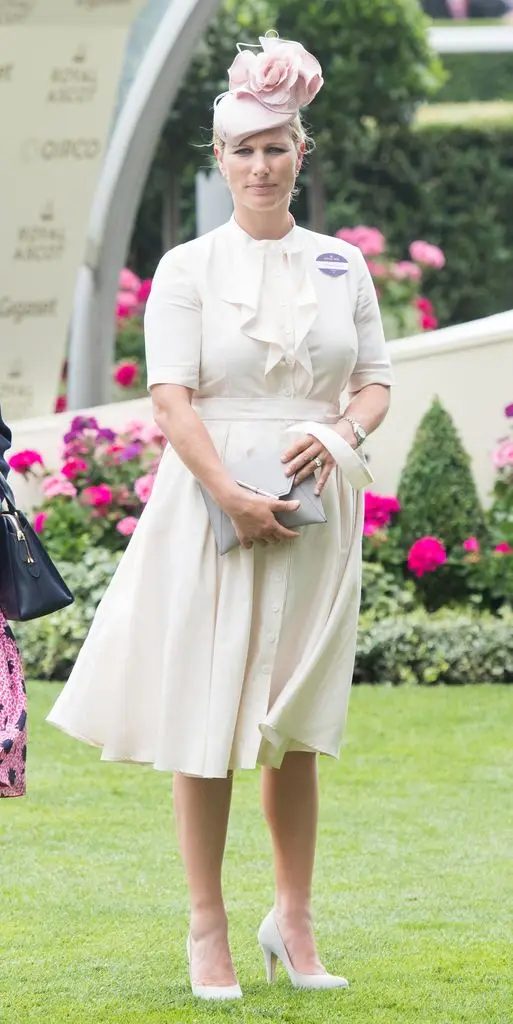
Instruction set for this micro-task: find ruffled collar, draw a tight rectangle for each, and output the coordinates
[220,216,318,395]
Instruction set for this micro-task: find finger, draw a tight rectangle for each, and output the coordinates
[281,437,313,463]
[273,525,300,541]
[284,444,319,478]
[272,498,301,513]
[241,540,253,549]
[293,448,330,484]
[314,463,334,496]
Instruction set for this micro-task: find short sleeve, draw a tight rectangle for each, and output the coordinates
[347,248,394,396]
[144,244,201,391]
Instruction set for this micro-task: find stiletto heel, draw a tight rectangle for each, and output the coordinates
[186,934,243,1000]
[257,911,349,991]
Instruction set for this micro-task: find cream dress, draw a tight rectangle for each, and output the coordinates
[47,217,393,777]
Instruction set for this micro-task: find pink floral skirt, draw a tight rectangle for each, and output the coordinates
[0,612,27,798]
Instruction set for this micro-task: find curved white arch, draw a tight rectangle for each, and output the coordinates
[68,0,221,409]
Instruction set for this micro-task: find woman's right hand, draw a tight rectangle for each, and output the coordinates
[222,488,301,549]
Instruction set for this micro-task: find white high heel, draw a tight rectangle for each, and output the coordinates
[257,910,349,990]
[186,934,243,1000]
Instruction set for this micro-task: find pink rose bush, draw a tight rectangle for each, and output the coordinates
[335,225,445,338]
[8,449,44,475]
[407,537,447,578]
[26,415,166,562]
[113,266,153,398]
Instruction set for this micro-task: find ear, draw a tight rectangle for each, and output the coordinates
[214,145,225,177]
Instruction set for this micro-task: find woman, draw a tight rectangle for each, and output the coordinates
[48,34,393,998]
[0,406,27,799]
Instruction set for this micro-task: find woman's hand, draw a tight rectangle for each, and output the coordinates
[280,434,337,496]
[222,488,301,549]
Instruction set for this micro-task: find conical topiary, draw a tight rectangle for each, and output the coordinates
[397,397,487,551]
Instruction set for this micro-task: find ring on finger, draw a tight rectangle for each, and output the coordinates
[312,455,323,470]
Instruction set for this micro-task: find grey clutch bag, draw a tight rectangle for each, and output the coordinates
[199,449,327,555]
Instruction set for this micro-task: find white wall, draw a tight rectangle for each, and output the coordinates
[7,310,513,511]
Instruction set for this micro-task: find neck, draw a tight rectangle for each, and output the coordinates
[232,203,294,241]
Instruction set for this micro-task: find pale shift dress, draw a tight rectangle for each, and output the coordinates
[47,217,393,777]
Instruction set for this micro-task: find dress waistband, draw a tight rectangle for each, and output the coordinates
[192,397,340,423]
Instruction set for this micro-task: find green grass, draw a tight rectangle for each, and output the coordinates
[2,682,513,1023]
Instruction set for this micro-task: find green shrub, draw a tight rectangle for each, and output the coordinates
[355,609,513,685]
[16,548,121,681]
[397,398,488,551]
[438,53,513,103]
[361,561,417,619]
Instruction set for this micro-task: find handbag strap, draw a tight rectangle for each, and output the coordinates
[0,470,17,512]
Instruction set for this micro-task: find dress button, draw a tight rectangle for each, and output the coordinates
[262,665,271,675]
[281,386,292,397]
[272,603,280,613]
[285,355,295,366]
[267,633,277,644]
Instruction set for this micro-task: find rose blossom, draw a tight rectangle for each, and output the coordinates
[364,492,401,531]
[33,512,48,534]
[114,361,139,388]
[421,313,439,331]
[137,279,152,303]
[463,537,480,553]
[505,403,513,418]
[42,475,77,499]
[493,439,513,469]
[409,240,445,270]
[365,260,389,279]
[82,484,113,509]
[118,267,141,293]
[116,516,139,536]
[393,261,422,281]
[415,296,433,314]
[336,226,386,257]
[54,395,67,413]
[494,542,513,554]
[134,473,156,504]
[407,536,447,577]
[8,449,44,474]
[61,457,88,479]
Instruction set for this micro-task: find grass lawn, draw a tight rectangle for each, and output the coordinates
[1,682,512,1023]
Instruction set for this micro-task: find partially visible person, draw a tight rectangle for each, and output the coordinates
[0,406,27,799]
[421,0,510,14]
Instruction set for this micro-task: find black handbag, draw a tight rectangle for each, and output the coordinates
[0,471,74,621]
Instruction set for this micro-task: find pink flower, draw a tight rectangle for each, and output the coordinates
[505,403,513,418]
[336,226,386,257]
[409,240,445,270]
[228,38,323,112]
[33,512,48,534]
[134,473,156,504]
[364,492,401,531]
[118,267,141,293]
[415,296,434,314]
[139,423,165,445]
[366,260,389,279]
[54,395,67,413]
[61,457,88,479]
[493,439,513,469]
[82,484,113,509]
[116,290,139,320]
[116,516,139,536]
[42,475,77,499]
[114,360,139,388]
[8,449,44,474]
[421,313,439,331]
[463,537,480,553]
[494,542,513,554]
[407,536,447,577]
[392,260,422,282]
[137,279,153,304]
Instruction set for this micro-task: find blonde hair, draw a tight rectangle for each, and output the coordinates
[212,113,315,156]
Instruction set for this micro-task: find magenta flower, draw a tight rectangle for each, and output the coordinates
[505,403,513,418]
[8,449,44,474]
[407,536,447,578]
[61,457,88,480]
[421,312,439,332]
[409,240,445,270]
[82,484,113,509]
[116,516,139,536]
[33,512,48,534]
[494,542,513,555]
[134,473,156,504]
[137,279,153,303]
[415,296,434,314]
[42,475,77,499]
[114,360,139,388]
[364,492,401,531]
[462,537,480,553]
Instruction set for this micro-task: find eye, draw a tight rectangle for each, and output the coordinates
[234,147,252,156]
[268,147,287,154]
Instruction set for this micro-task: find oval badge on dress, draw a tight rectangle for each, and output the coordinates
[316,252,349,277]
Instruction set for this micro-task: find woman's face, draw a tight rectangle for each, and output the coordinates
[215,126,303,215]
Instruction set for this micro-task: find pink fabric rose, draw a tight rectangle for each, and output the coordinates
[118,268,141,293]
[61,457,88,480]
[493,439,513,469]
[336,226,386,257]
[409,240,445,270]
[114,361,139,388]
[116,516,139,536]
[8,449,44,474]
[228,38,322,113]
[42,475,77,499]
[393,261,422,281]
[463,537,480,553]
[134,473,156,504]
[494,542,513,554]
[82,484,113,509]
[33,512,48,534]
[407,536,447,577]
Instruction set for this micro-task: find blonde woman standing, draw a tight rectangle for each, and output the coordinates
[48,33,393,999]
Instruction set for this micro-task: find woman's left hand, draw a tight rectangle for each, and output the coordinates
[280,434,335,495]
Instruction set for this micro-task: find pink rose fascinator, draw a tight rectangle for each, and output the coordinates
[213,30,324,147]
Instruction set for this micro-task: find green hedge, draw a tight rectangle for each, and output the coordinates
[325,119,513,327]
[438,53,513,103]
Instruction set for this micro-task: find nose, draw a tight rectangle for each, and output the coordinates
[252,150,270,177]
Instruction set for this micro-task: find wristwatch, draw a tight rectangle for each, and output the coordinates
[341,416,367,448]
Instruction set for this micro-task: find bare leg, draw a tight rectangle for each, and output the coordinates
[261,752,325,974]
[173,772,238,987]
